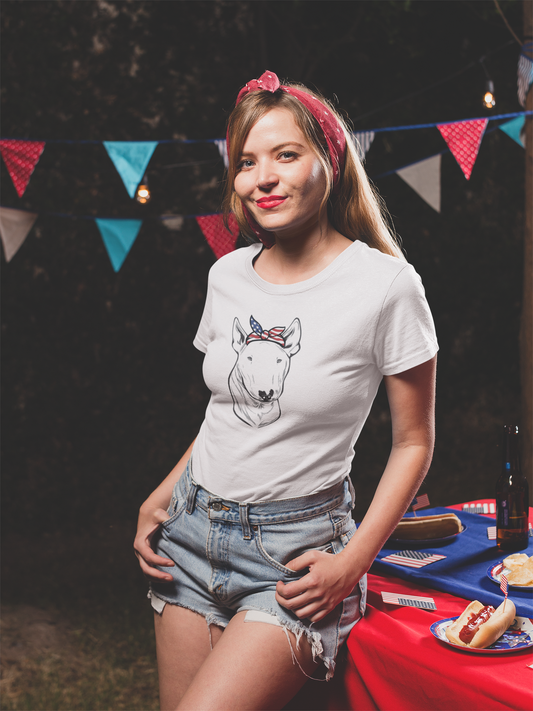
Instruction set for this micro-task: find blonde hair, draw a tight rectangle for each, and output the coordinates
[222,82,404,260]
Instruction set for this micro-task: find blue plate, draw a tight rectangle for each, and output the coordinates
[386,525,467,548]
[487,562,532,591]
[430,616,533,653]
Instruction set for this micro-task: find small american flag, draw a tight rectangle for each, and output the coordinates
[411,493,430,512]
[500,573,509,597]
[381,550,446,568]
[381,591,436,610]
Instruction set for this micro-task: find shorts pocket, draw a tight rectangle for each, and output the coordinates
[254,515,335,577]
[161,483,186,529]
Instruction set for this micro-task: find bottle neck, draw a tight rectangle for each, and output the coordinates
[502,425,521,473]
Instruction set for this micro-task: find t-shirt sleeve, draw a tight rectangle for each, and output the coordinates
[193,272,214,354]
[373,264,438,376]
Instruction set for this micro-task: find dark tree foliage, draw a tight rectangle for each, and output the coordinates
[1,0,525,534]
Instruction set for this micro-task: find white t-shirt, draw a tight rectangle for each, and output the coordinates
[192,240,438,503]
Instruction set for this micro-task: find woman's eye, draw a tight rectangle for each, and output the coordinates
[238,159,254,170]
[279,151,296,160]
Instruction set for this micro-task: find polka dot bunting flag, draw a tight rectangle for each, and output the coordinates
[195,213,239,260]
[437,119,488,180]
[0,139,46,197]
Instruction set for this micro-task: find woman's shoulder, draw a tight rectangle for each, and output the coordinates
[350,240,413,282]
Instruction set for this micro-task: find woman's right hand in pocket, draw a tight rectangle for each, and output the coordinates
[133,504,175,581]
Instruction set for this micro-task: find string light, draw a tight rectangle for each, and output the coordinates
[483,80,496,109]
[135,174,151,204]
[480,57,496,110]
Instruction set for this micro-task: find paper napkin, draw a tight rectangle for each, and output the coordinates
[381,550,446,568]
[381,591,436,610]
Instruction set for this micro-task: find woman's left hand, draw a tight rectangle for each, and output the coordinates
[275,550,362,623]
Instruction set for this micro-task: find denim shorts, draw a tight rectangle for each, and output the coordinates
[149,459,366,680]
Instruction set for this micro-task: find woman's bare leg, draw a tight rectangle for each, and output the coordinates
[154,604,224,711]
[176,610,318,711]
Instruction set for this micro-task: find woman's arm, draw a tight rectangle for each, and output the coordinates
[275,355,437,622]
[133,439,196,581]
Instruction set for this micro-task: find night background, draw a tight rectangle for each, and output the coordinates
[1,1,528,709]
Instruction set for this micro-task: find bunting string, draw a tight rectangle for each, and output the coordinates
[3,110,530,144]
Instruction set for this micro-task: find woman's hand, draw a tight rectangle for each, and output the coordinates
[275,549,362,623]
[133,504,175,582]
[133,440,197,581]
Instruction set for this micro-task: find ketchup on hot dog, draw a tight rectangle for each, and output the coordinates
[459,605,496,644]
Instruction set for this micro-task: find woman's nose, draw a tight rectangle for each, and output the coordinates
[256,163,279,189]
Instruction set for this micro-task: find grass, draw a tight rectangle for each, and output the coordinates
[1,524,160,711]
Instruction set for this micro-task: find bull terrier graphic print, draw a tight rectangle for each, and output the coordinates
[229,315,302,428]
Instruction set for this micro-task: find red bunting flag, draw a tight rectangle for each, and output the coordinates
[196,213,239,259]
[437,119,487,180]
[0,139,46,197]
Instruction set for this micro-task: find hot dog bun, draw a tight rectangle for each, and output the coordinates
[445,599,516,649]
[391,513,462,540]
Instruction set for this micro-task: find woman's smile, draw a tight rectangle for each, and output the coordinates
[255,195,287,209]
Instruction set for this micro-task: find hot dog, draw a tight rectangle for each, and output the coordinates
[445,599,516,649]
[391,513,462,540]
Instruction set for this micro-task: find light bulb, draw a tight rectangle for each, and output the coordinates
[135,175,151,204]
[483,80,495,109]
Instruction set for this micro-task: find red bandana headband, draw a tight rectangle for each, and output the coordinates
[229,70,347,248]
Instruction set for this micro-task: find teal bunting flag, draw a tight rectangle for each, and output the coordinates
[95,218,142,271]
[499,116,525,148]
[103,141,158,198]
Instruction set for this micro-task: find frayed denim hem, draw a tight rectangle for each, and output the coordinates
[231,604,339,682]
[148,587,359,681]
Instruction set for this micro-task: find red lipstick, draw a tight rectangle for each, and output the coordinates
[256,196,286,209]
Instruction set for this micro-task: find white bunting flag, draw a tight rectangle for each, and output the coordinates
[0,207,38,261]
[215,139,229,169]
[518,41,533,107]
[353,131,375,161]
[397,155,441,213]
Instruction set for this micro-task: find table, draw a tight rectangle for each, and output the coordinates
[372,501,533,617]
[285,501,533,711]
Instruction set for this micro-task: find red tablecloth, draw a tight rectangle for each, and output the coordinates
[285,500,533,711]
[329,572,532,711]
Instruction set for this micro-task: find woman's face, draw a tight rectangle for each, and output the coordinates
[233,108,327,238]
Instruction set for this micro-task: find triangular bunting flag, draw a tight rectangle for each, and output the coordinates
[499,116,525,148]
[0,139,45,198]
[0,207,38,261]
[95,218,142,272]
[196,213,239,259]
[396,155,441,213]
[437,119,487,180]
[518,40,533,107]
[103,142,158,198]
[353,132,375,161]
[215,139,229,169]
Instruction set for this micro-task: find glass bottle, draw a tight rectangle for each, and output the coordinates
[496,425,529,551]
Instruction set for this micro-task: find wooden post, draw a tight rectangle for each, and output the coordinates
[522,0,533,503]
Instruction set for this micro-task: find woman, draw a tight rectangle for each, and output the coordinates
[134,70,438,711]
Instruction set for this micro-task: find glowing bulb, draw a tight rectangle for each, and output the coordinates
[483,92,495,108]
[483,80,495,109]
[135,174,151,204]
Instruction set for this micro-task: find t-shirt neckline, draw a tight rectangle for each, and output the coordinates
[244,239,363,295]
